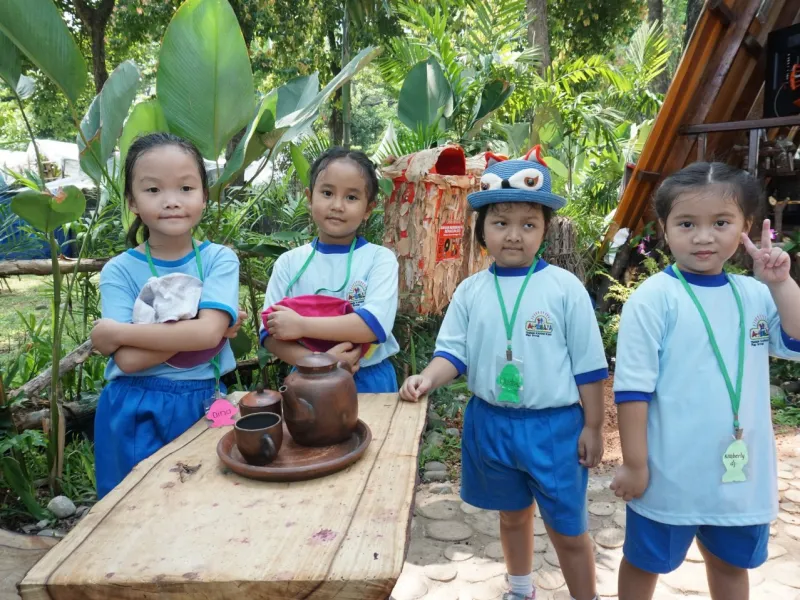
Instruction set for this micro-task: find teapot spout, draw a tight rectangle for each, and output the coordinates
[279,385,315,431]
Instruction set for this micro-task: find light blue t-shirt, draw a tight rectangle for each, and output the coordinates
[260,237,400,367]
[433,262,608,409]
[100,241,239,381]
[614,266,800,526]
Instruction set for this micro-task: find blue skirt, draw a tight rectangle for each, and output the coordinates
[94,376,215,499]
[353,359,398,393]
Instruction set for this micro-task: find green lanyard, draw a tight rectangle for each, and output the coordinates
[144,239,221,393]
[673,265,745,437]
[493,257,540,361]
[284,237,357,297]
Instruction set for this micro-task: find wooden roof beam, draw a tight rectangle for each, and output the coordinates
[710,0,738,25]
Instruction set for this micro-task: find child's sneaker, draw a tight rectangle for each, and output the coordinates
[502,592,535,600]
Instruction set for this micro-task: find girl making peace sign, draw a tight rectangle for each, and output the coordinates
[611,162,800,600]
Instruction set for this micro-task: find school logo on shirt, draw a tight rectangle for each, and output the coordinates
[749,315,769,346]
[347,279,367,308]
[525,311,553,337]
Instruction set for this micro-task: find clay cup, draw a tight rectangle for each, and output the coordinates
[234,412,283,466]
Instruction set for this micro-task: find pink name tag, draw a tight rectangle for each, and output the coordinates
[206,397,237,427]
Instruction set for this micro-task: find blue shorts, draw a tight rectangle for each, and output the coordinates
[354,359,398,393]
[94,376,215,499]
[460,397,588,536]
[623,506,770,573]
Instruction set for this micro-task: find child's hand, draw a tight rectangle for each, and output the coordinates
[327,342,361,375]
[578,426,604,468]
[742,219,791,285]
[400,375,432,402]
[224,309,248,339]
[610,464,649,502]
[265,305,305,341]
[91,319,123,356]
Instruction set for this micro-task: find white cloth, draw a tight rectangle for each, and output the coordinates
[132,273,203,325]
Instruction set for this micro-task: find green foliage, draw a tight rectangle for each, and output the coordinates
[11,186,87,234]
[548,0,644,58]
[157,0,256,160]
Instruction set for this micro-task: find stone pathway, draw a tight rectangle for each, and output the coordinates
[392,443,800,599]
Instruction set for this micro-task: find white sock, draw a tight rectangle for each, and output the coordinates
[508,573,534,597]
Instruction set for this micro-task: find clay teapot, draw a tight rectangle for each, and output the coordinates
[279,353,358,446]
[239,387,282,417]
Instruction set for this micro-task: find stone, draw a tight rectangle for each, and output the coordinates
[21,524,38,534]
[426,461,447,472]
[771,525,778,537]
[461,560,506,583]
[773,563,800,589]
[423,471,449,483]
[427,411,445,431]
[427,432,445,447]
[785,525,800,541]
[426,521,474,542]
[685,540,703,563]
[588,476,613,493]
[534,568,566,590]
[779,480,791,492]
[613,511,627,529]
[770,384,786,402]
[533,538,549,554]
[483,541,504,560]
[460,502,482,515]
[445,428,461,438]
[417,499,462,521]
[768,543,787,560]
[595,546,623,573]
[587,515,604,532]
[391,571,428,600]
[785,489,800,504]
[595,565,618,597]
[75,505,90,518]
[424,563,458,583]
[37,529,64,538]
[444,544,475,561]
[406,538,444,564]
[544,549,560,568]
[466,578,505,600]
[35,519,49,529]
[533,517,546,536]
[46,495,76,519]
[422,587,459,600]
[781,501,800,514]
[467,511,500,538]
[778,470,794,480]
[662,562,710,594]
[595,528,625,549]
[791,479,800,490]
[430,484,454,495]
[588,502,615,517]
[531,554,544,571]
[778,512,800,525]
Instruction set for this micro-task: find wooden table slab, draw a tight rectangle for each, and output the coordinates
[20,393,428,600]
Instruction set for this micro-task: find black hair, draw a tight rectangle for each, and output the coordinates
[124,132,208,247]
[308,146,379,205]
[474,202,553,248]
[654,162,763,223]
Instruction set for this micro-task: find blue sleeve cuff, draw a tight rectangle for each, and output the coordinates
[432,351,467,376]
[574,368,608,386]
[354,308,387,343]
[781,328,800,352]
[615,391,652,404]
[259,328,269,346]
[199,301,238,326]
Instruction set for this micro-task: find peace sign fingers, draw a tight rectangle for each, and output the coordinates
[760,218,773,252]
[740,219,772,261]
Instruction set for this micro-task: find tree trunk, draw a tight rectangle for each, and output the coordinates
[71,0,116,94]
[526,0,551,70]
[327,29,343,146]
[648,0,670,95]
[683,0,704,49]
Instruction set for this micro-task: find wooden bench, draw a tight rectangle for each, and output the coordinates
[20,393,428,600]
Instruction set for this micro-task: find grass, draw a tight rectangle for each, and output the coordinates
[0,276,53,357]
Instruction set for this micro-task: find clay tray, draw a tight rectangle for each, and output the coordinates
[216,419,372,482]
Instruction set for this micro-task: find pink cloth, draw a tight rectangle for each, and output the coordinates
[262,295,371,356]
[166,339,226,369]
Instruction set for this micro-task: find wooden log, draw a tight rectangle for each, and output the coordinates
[20,392,428,600]
[13,399,97,432]
[0,258,109,277]
[9,340,95,400]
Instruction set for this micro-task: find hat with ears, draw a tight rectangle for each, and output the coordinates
[467,145,566,211]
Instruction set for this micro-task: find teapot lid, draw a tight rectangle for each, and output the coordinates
[241,388,281,407]
[296,352,338,373]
